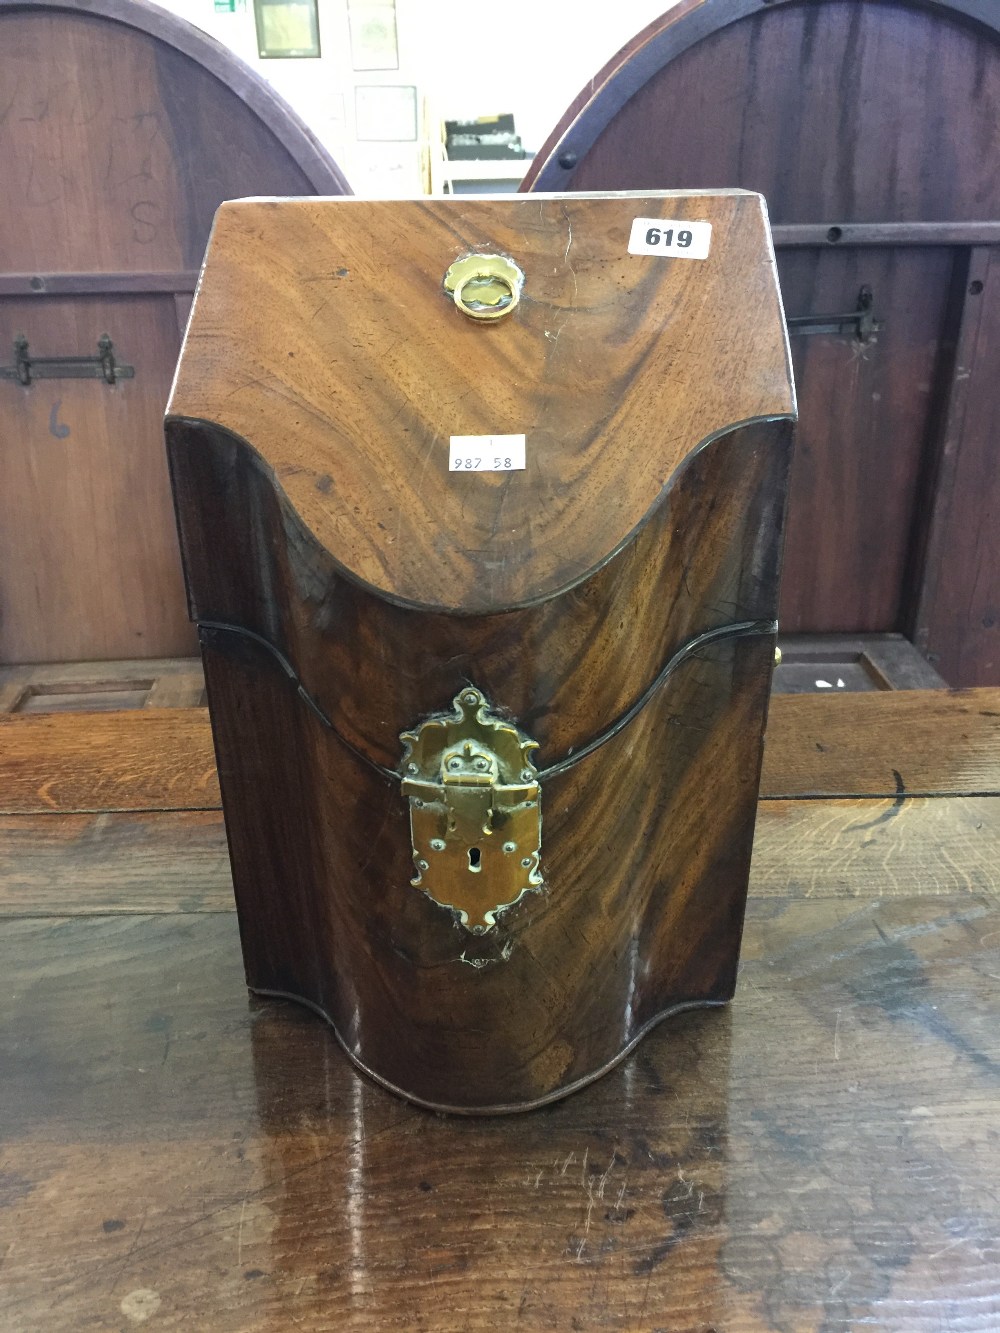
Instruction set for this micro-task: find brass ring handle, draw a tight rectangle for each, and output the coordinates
[452,271,516,320]
[443,253,524,322]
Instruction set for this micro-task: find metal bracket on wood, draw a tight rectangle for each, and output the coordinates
[787,286,882,343]
[0,334,135,386]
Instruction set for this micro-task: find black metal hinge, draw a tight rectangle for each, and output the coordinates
[0,334,135,386]
[787,286,882,344]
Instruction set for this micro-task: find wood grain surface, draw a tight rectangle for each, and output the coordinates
[1,894,998,1331]
[525,0,1000,220]
[0,0,348,663]
[761,688,1000,798]
[3,688,998,813]
[773,633,946,694]
[3,793,998,918]
[0,295,194,661]
[165,192,795,1111]
[175,418,790,770]
[914,246,1000,684]
[0,711,219,813]
[0,811,233,915]
[0,658,206,714]
[1,692,999,1326]
[168,192,793,609]
[520,0,1000,684]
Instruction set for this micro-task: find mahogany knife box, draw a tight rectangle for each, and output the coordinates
[166,191,795,1113]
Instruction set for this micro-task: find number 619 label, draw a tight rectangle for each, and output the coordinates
[627,217,712,260]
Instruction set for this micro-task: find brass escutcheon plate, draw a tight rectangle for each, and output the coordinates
[443,253,524,321]
[400,687,543,932]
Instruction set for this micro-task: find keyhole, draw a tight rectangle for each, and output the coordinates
[467,846,482,873]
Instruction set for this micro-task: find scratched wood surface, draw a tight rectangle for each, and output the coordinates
[3,688,999,814]
[3,794,1000,918]
[0,694,999,1327]
[0,896,997,1329]
[760,688,1000,799]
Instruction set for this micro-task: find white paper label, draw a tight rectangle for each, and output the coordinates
[627,217,712,260]
[449,434,526,472]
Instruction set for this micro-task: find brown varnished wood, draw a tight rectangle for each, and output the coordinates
[1,892,1000,1329]
[525,1,1000,218]
[170,416,790,768]
[0,0,348,275]
[0,710,219,813]
[0,0,349,664]
[3,687,999,814]
[167,192,794,1110]
[201,628,775,1111]
[762,688,1000,798]
[777,243,958,633]
[2,691,999,1321]
[168,193,793,610]
[0,294,195,660]
[522,0,1000,680]
[6,791,1000,918]
[0,810,232,915]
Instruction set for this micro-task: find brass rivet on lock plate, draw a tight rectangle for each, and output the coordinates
[443,253,524,322]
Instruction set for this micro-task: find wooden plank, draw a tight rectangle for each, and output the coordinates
[145,670,205,709]
[0,0,348,665]
[914,247,1000,684]
[0,898,998,1329]
[0,658,204,713]
[0,811,232,914]
[525,0,1000,198]
[762,688,1000,798]
[0,656,202,688]
[1,795,997,918]
[775,243,957,633]
[772,222,1000,247]
[17,687,151,713]
[0,663,31,712]
[0,294,198,662]
[750,796,1000,899]
[1,687,998,813]
[0,271,200,296]
[0,711,220,813]
[861,636,948,689]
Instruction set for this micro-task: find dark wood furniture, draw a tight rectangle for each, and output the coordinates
[524,0,1000,687]
[1,688,999,1327]
[0,0,349,666]
[166,191,795,1111]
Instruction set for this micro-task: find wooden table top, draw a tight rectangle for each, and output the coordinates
[2,689,999,1331]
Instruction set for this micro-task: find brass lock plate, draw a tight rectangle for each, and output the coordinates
[400,687,543,932]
